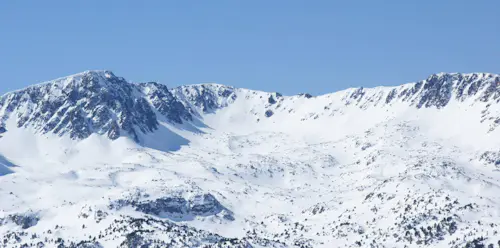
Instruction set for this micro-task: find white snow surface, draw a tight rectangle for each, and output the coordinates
[0,71,500,247]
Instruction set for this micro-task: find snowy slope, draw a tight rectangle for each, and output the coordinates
[0,71,500,248]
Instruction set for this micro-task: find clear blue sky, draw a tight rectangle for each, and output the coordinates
[1,1,499,95]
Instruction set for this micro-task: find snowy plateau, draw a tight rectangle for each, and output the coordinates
[0,70,500,248]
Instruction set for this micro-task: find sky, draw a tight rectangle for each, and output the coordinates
[1,1,499,95]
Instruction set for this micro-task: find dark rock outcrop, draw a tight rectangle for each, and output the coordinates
[112,193,234,221]
[0,213,40,229]
[172,84,237,114]
[0,71,192,142]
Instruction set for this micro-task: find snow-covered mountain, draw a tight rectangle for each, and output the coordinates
[0,71,192,142]
[0,71,500,248]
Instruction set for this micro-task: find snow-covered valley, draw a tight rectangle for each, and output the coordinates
[1,71,500,248]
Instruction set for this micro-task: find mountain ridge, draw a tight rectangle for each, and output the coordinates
[1,71,500,247]
[1,70,499,143]
[3,71,499,98]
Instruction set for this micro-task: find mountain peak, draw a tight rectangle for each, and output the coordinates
[72,70,115,78]
[0,71,192,142]
[47,69,117,83]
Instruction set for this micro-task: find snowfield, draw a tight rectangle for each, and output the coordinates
[0,71,500,247]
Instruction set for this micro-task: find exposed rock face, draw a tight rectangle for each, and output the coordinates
[172,84,237,114]
[139,82,192,123]
[0,71,191,142]
[268,96,277,104]
[385,73,500,107]
[111,193,234,221]
[135,197,189,216]
[0,212,39,229]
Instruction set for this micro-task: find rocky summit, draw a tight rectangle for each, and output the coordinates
[0,71,500,248]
